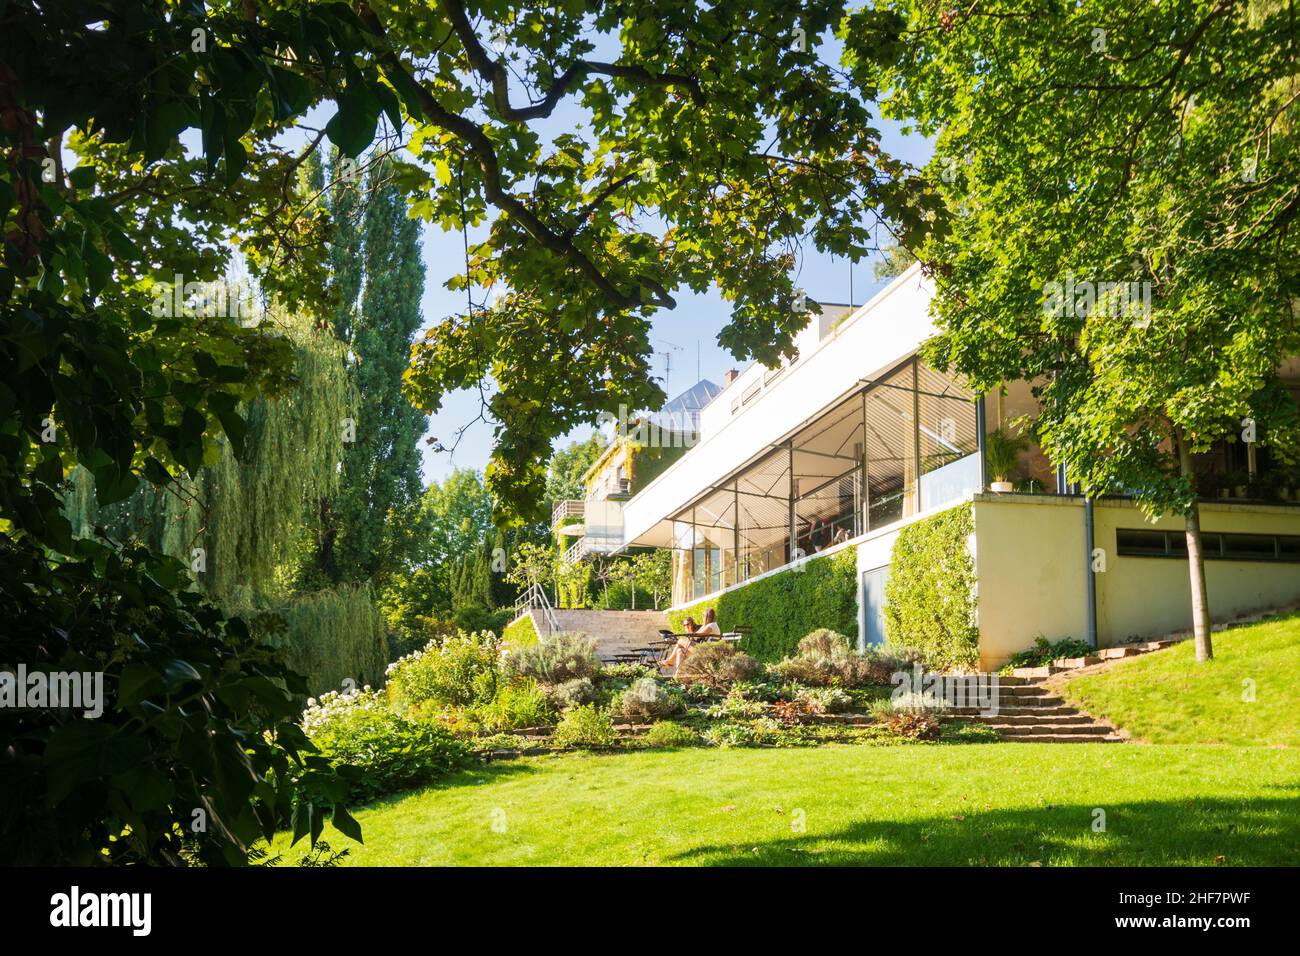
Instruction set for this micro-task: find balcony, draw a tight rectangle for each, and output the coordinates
[551,499,585,530]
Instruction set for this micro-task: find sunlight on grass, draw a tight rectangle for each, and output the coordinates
[1062,611,1300,746]
[270,743,1300,866]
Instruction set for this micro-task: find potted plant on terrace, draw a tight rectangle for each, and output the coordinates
[985,426,1029,493]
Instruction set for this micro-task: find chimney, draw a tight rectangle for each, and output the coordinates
[724,369,739,385]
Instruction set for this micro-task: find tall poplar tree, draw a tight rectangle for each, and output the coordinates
[305,152,428,587]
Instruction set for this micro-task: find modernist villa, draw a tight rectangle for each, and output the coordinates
[551,264,1300,669]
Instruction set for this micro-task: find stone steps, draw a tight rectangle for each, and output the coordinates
[953,673,1122,743]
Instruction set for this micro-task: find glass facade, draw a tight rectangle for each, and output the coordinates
[669,356,982,604]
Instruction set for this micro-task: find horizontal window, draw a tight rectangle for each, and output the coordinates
[1116,529,1300,562]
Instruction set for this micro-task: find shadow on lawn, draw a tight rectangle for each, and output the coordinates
[666,793,1300,866]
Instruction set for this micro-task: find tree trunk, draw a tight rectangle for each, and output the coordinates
[1176,430,1214,661]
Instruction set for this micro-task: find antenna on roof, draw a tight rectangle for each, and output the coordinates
[655,338,685,394]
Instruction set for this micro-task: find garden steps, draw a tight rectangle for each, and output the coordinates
[957,676,1124,743]
[541,608,672,662]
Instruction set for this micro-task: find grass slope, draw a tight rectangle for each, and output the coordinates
[1062,611,1300,747]
[273,744,1300,866]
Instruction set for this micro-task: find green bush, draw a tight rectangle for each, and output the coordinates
[643,721,701,748]
[793,685,854,714]
[703,719,783,748]
[302,690,475,802]
[502,631,602,685]
[674,642,763,690]
[883,505,979,671]
[667,547,858,660]
[470,677,557,731]
[881,710,942,741]
[551,676,601,709]
[770,628,883,687]
[619,677,686,721]
[550,704,618,749]
[386,631,501,713]
[1000,636,1094,673]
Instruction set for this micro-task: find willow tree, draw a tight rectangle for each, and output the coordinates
[848,0,1300,660]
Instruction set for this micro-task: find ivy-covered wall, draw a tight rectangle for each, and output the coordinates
[667,547,858,661]
[882,504,979,670]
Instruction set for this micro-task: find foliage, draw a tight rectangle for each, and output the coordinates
[702,719,784,748]
[0,540,357,866]
[551,677,601,710]
[881,711,942,742]
[469,678,557,732]
[668,548,859,660]
[502,632,602,686]
[674,642,764,690]
[983,426,1029,483]
[301,690,473,803]
[770,629,883,687]
[602,662,660,684]
[1001,637,1095,674]
[504,541,558,593]
[501,614,541,650]
[304,152,427,590]
[618,678,687,721]
[238,584,388,698]
[792,685,855,714]
[883,506,979,671]
[643,721,702,748]
[545,435,607,504]
[703,691,772,720]
[848,0,1300,656]
[550,704,618,750]
[632,549,673,610]
[385,632,501,713]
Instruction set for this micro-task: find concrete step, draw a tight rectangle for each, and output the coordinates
[986,722,1115,737]
[967,711,1096,726]
[950,705,1082,718]
[1000,734,1125,743]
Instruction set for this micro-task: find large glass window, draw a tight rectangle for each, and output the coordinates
[917,363,980,511]
[864,361,918,528]
[792,394,863,556]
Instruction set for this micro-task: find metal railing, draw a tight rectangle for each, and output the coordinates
[512,582,560,637]
[551,499,585,529]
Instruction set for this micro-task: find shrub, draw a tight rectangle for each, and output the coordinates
[703,718,783,748]
[471,677,557,731]
[770,628,882,687]
[601,661,657,683]
[869,692,950,721]
[728,677,786,702]
[502,631,602,685]
[882,710,942,741]
[794,685,854,714]
[619,678,686,721]
[667,547,858,660]
[1000,636,1094,673]
[883,505,980,671]
[302,690,474,802]
[550,704,618,749]
[703,691,772,720]
[674,642,762,690]
[551,676,601,709]
[644,721,701,748]
[386,630,501,713]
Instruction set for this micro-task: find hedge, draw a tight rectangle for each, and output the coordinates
[882,504,979,670]
[667,547,858,661]
[502,612,541,649]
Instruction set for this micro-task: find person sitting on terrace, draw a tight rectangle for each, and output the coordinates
[659,617,699,674]
[695,607,722,639]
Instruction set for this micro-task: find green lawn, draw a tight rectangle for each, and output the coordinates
[272,743,1300,866]
[1062,611,1300,747]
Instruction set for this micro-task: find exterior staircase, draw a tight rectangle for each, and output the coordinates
[956,638,1189,742]
[508,605,670,662]
[952,676,1124,743]
[550,608,670,662]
